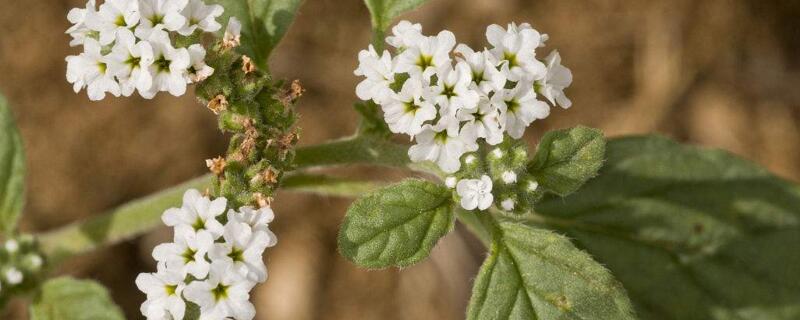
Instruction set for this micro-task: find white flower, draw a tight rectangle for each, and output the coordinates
[538,50,573,109]
[136,269,186,320]
[108,29,154,97]
[527,180,539,192]
[178,0,224,35]
[135,0,189,39]
[493,82,550,139]
[501,171,517,184]
[187,44,214,83]
[4,268,23,285]
[486,23,546,82]
[184,261,257,320]
[430,62,480,115]
[408,123,478,173]
[162,189,226,238]
[66,0,98,47]
[227,206,277,238]
[500,198,515,211]
[458,99,504,145]
[141,31,191,98]
[395,30,456,78]
[381,78,436,135]
[354,45,395,104]
[386,20,423,50]
[153,227,214,278]
[454,44,506,94]
[456,175,494,211]
[209,221,274,283]
[86,0,140,45]
[223,17,242,48]
[65,38,122,101]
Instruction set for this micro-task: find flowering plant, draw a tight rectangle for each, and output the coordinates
[0,0,797,319]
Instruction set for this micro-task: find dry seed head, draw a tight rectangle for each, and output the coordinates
[279,80,305,106]
[206,156,227,176]
[222,31,241,50]
[241,55,256,74]
[262,167,279,184]
[253,192,273,208]
[290,80,305,99]
[207,95,228,115]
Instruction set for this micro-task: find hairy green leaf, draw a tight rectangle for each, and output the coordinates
[209,0,304,68]
[535,135,800,320]
[0,95,25,235]
[364,0,428,34]
[467,220,637,320]
[30,277,124,320]
[529,126,605,196]
[338,179,454,268]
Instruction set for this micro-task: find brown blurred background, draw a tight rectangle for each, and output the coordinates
[2,0,800,319]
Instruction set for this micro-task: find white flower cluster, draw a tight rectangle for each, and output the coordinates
[136,189,277,320]
[355,21,573,174]
[65,0,226,100]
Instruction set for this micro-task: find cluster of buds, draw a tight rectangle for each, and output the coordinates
[195,19,300,208]
[0,235,45,306]
[449,137,544,214]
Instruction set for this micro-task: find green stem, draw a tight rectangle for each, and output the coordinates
[37,137,412,264]
[282,173,387,197]
[371,28,386,52]
[37,173,387,264]
[293,136,410,169]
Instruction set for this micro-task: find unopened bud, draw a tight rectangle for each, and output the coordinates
[527,180,539,192]
[501,171,517,184]
[501,199,516,211]
[4,268,23,285]
[4,240,18,254]
[445,176,457,188]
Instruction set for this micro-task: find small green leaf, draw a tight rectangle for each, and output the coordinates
[535,135,800,320]
[468,220,637,320]
[338,179,454,268]
[209,0,304,68]
[30,277,124,320]
[364,0,429,34]
[0,94,25,235]
[528,126,605,196]
[354,101,392,138]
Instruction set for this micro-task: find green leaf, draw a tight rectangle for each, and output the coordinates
[30,277,124,320]
[364,0,429,34]
[528,126,605,196]
[534,135,800,320]
[209,0,304,68]
[467,220,637,320]
[338,178,454,268]
[354,101,392,138]
[0,95,25,235]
